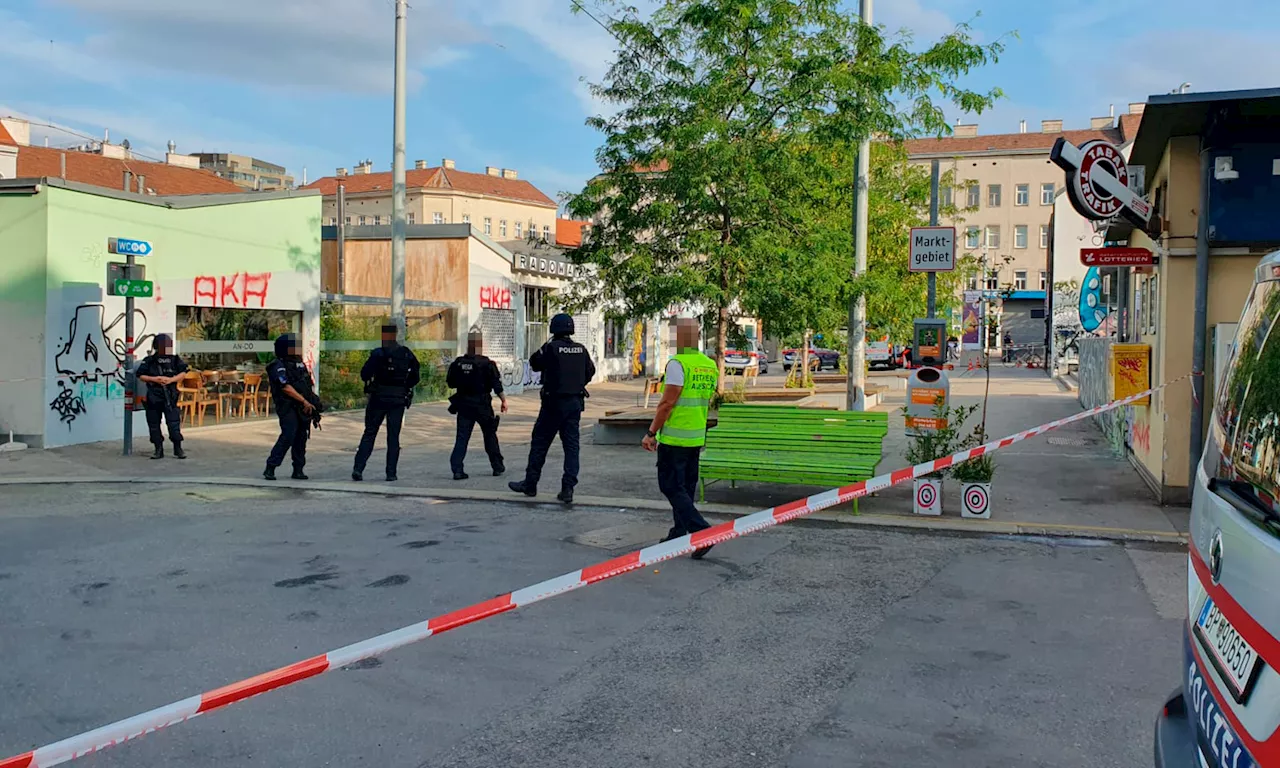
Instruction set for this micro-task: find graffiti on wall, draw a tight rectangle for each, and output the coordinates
[631,321,646,377]
[49,381,87,428]
[54,303,152,384]
[479,285,512,310]
[193,272,272,308]
[498,358,541,389]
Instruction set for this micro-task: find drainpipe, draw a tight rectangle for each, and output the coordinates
[1189,143,1212,486]
[336,183,346,295]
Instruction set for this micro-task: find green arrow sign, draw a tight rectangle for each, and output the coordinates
[113,279,154,298]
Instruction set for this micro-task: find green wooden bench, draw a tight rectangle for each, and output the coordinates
[698,404,888,512]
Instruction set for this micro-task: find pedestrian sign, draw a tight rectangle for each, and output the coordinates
[113,279,153,298]
[108,237,152,257]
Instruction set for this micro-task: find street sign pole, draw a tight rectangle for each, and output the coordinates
[123,247,135,456]
[928,159,940,319]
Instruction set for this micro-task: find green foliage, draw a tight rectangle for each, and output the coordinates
[564,0,1006,380]
[318,302,449,410]
[712,377,748,407]
[951,423,996,483]
[902,398,979,479]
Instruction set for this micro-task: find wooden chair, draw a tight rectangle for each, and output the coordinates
[176,373,202,425]
[227,372,262,418]
[217,370,244,417]
[187,372,221,426]
[256,374,273,416]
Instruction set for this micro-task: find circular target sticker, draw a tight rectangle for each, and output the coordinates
[915,482,937,510]
[964,485,989,516]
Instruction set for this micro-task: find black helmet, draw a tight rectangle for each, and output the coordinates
[550,313,575,336]
[274,333,297,359]
[152,333,173,352]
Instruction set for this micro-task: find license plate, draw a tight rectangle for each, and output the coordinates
[1195,598,1263,703]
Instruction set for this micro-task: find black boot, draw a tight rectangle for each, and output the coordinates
[172,444,186,460]
[385,473,397,482]
[453,471,469,481]
[492,465,505,476]
[150,445,164,460]
[352,470,363,482]
[508,480,536,497]
[557,487,574,505]
[263,465,277,481]
[291,469,309,480]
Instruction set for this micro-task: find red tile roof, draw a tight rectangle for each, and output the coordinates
[16,145,244,195]
[556,218,589,247]
[0,122,15,147]
[905,127,1126,156]
[304,166,557,208]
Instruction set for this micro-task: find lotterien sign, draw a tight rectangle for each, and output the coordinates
[908,227,955,272]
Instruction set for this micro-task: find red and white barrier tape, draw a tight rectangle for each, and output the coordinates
[0,374,1189,768]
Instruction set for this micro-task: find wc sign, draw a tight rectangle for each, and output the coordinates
[908,226,956,272]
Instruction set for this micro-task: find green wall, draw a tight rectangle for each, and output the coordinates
[0,191,49,437]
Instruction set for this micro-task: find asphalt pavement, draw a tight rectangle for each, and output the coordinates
[1,484,1185,767]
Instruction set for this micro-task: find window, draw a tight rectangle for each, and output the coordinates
[407,212,415,225]
[988,184,1002,207]
[1015,225,1028,249]
[1147,274,1159,334]
[1039,270,1048,291]
[1015,184,1029,206]
[344,216,352,226]
[515,221,523,239]
[1039,224,1050,249]
[328,217,336,226]
[985,271,1000,291]
[358,215,367,226]
[373,215,381,225]
[604,317,626,358]
[484,217,492,235]
[462,214,471,225]
[940,186,953,208]
[543,225,551,241]
[1041,183,1055,205]
[965,226,980,249]
[967,275,979,290]
[966,183,980,209]
[1014,270,1027,290]
[433,212,444,224]
[500,220,508,237]
[985,225,1000,249]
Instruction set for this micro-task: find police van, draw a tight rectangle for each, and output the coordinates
[1155,250,1280,768]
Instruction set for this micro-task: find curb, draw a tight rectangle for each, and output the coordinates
[0,475,1188,545]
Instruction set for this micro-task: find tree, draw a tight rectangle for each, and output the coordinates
[564,0,1004,387]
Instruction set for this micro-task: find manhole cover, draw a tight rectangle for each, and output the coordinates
[1047,436,1091,447]
[569,522,665,550]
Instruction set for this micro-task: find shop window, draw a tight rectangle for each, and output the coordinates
[175,307,301,373]
[605,317,627,358]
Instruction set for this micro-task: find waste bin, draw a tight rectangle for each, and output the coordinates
[905,366,950,437]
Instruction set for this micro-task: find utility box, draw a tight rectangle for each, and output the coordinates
[912,318,948,367]
[906,366,950,436]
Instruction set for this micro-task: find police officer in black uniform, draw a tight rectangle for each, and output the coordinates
[352,324,421,482]
[509,313,595,503]
[447,331,507,480]
[264,333,322,481]
[134,333,189,459]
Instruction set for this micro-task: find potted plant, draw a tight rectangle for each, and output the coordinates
[951,428,995,518]
[903,399,977,516]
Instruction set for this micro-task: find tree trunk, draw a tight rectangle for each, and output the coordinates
[716,303,729,393]
[801,329,811,381]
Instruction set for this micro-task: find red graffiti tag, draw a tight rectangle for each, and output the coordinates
[479,285,511,310]
[1131,420,1151,453]
[193,273,272,308]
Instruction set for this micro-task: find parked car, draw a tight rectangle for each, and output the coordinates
[1153,249,1280,768]
[724,344,769,375]
[782,347,839,371]
[867,341,897,371]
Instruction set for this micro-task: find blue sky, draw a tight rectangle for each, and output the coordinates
[2,0,1278,203]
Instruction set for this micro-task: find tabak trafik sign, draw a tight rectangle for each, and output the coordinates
[1050,138,1152,226]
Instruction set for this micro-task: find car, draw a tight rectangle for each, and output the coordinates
[1153,249,1280,768]
[724,345,769,375]
[782,346,839,371]
[867,341,897,370]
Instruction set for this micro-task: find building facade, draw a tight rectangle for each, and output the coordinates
[0,179,322,448]
[194,153,294,191]
[305,160,560,243]
[907,107,1144,347]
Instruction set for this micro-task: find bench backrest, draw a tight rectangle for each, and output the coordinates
[707,405,887,455]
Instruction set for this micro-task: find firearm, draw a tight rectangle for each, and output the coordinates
[304,392,325,431]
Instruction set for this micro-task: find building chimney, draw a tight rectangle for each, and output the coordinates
[1090,116,1113,129]
[442,158,456,170]
[485,166,501,177]
[1019,120,1027,134]
[952,124,978,138]
[136,174,145,194]
[123,170,132,192]
[1128,102,1146,115]
[164,141,201,169]
[337,167,348,177]
[1041,119,1063,133]
[501,168,518,180]
[354,160,373,174]
[1109,104,1115,118]
[414,160,429,170]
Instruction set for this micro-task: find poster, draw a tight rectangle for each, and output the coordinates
[962,302,981,345]
[1111,343,1151,406]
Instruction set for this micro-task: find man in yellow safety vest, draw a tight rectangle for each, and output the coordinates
[642,317,718,559]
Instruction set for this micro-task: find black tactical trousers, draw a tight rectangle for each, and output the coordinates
[522,398,581,491]
[353,398,406,476]
[267,409,309,470]
[144,400,183,446]
[656,443,710,538]
[450,405,503,475]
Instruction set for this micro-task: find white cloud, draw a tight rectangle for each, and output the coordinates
[877,0,958,43]
[37,0,481,93]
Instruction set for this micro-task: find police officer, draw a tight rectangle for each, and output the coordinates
[509,313,595,503]
[642,317,718,559]
[134,333,189,460]
[446,331,507,480]
[352,324,420,482]
[264,333,321,481]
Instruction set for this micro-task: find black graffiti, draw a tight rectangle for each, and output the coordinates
[498,359,542,389]
[54,303,153,384]
[49,381,87,428]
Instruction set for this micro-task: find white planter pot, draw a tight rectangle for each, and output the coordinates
[961,482,992,519]
[912,478,942,516]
